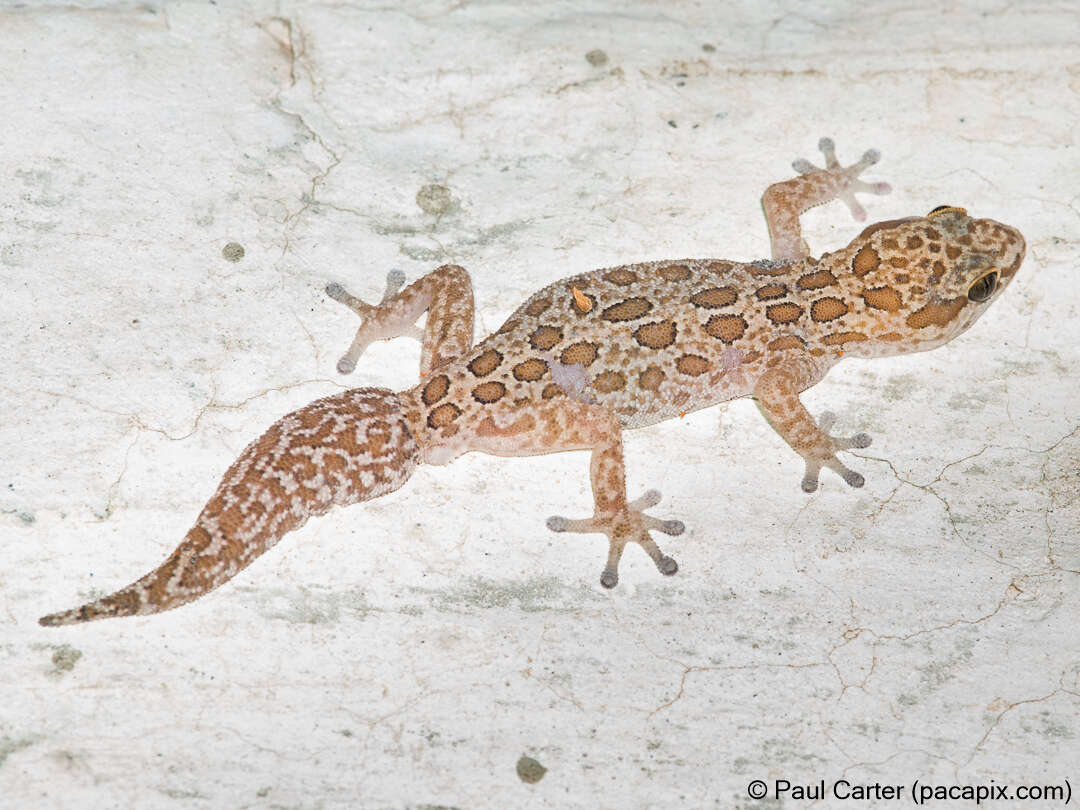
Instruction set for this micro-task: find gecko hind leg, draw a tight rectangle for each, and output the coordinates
[548,489,685,589]
[326,263,475,376]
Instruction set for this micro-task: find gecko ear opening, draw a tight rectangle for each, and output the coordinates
[966,270,999,302]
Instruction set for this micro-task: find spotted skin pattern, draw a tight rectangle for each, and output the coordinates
[40,139,1026,625]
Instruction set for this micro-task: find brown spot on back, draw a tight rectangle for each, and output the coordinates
[570,287,595,315]
[946,245,962,260]
[705,314,747,343]
[766,302,803,324]
[468,348,503,377]
[863,286,903,312]
[755,283,788,300]
[542,383,563,399]
[495,318,519,335]
[633,319,678,349]
[690,286,738,309]
[931,260,946,283]
[889,256,910,268]
[512,358,549,381]
[767,335,805,351]
[561,341,598,366]
[638,365,665,391]
[529,325,563,351]
[593,370,627,393]
[421,374,450,406]
[852,244,880,277]
[472,381,506,404]
[427,403,462,429]
[524,296,552,317]
[822,331,869,346]
[906,297,968,329]
[906,236,924,249]
[810,296,849,322]
[603,268,638,285]
[601,297,652,322]
[703,260,735,274]
[658,264,692,282]
[877,331,904,341]
[676,354,710,376]
[797,268,838,290]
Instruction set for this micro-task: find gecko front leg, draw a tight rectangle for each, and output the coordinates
[761,137,892,262]
[753,358,872,493]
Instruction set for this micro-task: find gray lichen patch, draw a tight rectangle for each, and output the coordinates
[416,184,453,216]
[221,241,245,262]
[516,755,547,783]
[50,644,82,675]
[585,49,608,67]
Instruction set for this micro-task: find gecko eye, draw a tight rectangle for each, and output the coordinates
[967,271,999,302]
[927,205,968,219]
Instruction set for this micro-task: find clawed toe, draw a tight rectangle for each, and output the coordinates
[546,490,683,588]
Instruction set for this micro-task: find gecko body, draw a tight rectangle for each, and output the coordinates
[40,139,1025,625]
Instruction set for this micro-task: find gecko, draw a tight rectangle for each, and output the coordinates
[39,138,1026,626]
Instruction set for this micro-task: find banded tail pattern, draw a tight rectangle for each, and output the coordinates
[39,388,419,626]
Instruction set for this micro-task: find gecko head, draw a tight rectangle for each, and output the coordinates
[843,205,1025,351]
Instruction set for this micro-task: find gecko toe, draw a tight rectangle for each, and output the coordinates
[326,282,347,300]
[851,432,872,449]
[336,356,357,375]
[843,470,865,488]
[657,556,679,576]
[546,516,569,532]
[600,570,619,589]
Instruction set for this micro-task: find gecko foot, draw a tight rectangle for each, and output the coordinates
[547,489,684,588]
[800,412,873,493]
[791,137,891,222]
[326,270,423,373]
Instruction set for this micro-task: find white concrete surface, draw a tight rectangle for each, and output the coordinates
[2,1,1077,808]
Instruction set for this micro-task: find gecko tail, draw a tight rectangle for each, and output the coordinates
[39,388,420,627]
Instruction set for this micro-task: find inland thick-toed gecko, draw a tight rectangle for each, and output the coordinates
[39,139,1026,626]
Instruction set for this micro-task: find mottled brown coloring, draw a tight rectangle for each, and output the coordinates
[638,365,665,391]
[676,354,710,376]
[421,374,449,405]
[541,383,563,399]
[906,297,967,329]
[468,348,503,377]
[796,268,839,290]
[658,264,691,282]
[767,335,805,351]
[593,370,627,393]
[690,286,738,309]
[755,283,788,300]
[705,314,747,343]
[601,297,653,322]
[427,402,462,428]
[472,381,507,403]
[852,244,880,277]
[863,286,903,312]
[822,331,869,346]
[633,319,678,349]
[810,297,848,322]
[766,302,803,324]
[561,341,598,366]
[512,358,549,381]
[529,325,563,350]
[524,296,552,317]
[603,268,638,285]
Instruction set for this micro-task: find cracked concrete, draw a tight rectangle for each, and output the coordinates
[2,1,1078,808]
